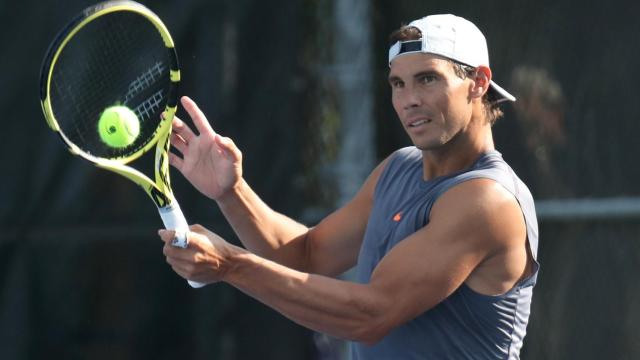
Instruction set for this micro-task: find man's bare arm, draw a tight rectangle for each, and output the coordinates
[215,158,388,276]
[161,178,528,343]
[171,95,388,275]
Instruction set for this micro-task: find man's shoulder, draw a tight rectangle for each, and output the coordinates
[382,146,422,174]
[391,146,421,160]
[430,178,525,249]
[374,147,423,189]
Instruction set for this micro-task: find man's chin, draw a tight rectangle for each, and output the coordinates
[411,141,436,151]
[410,135,449,151]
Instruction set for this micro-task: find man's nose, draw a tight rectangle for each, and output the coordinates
[402,85,421,110]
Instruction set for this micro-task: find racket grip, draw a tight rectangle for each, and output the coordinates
[158,203,206,288]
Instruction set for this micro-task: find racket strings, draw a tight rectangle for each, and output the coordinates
[135,89,165,122]
[54,16,135,148]
[122,61,166,107]
[49,11,172,160]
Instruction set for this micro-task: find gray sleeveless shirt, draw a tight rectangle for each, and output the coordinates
[351,147,539,360]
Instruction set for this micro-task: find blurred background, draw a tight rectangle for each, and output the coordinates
[2,0,640,359]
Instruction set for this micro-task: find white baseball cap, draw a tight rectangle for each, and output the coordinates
[388,14,515,103]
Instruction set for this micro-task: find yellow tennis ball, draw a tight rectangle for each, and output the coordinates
[98,106,140,148]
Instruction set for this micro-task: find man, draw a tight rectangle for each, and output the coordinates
[159,14,539,359]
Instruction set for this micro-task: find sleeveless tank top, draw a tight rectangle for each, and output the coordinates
[351,147,539,360]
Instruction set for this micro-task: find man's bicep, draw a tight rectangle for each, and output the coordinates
[365,182,503,328]
[367,225,484,326]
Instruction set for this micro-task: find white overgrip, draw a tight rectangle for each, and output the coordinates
[158,202,206,288]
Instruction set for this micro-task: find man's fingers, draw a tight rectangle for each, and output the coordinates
[181,96,216,137]
[158,229,175,243]
[164,257,193,280]
[170,132,188,154]
[188,223,207,233]
[171,116,196,143]
[167,152,184,171]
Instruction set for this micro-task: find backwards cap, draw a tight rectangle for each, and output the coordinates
[388,14,515,103]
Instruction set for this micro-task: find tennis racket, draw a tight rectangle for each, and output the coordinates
[39,0,204,288]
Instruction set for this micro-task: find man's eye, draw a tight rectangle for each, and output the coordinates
[390,80,403,88]
[419,75,437,84]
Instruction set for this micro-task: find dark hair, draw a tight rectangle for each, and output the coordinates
[389,25,504,125]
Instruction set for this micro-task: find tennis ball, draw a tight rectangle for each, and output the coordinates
[98,106,140,148]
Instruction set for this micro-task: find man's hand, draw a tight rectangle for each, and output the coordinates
[169,96,242,200]
[159,224,241,284]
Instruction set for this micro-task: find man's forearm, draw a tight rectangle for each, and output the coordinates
[225,246,390,344]
[216,178,311,270]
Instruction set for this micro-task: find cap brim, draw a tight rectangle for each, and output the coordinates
[489,80,516,103]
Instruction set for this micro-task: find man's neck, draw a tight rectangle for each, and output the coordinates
[421,125,495,180]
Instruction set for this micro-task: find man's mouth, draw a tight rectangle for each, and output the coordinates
[408,119,430,127]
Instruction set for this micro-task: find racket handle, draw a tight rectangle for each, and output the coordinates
[158,203,206,288]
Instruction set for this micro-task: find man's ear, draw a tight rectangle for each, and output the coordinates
[471,65,492,99]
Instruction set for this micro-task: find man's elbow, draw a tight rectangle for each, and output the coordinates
[357,332,387,346]
[344,286,398,345]
[349,320,393,345]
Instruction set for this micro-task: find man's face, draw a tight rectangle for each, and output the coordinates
[388,53,474,151]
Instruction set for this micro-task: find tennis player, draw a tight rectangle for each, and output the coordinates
[160,14,539,359]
